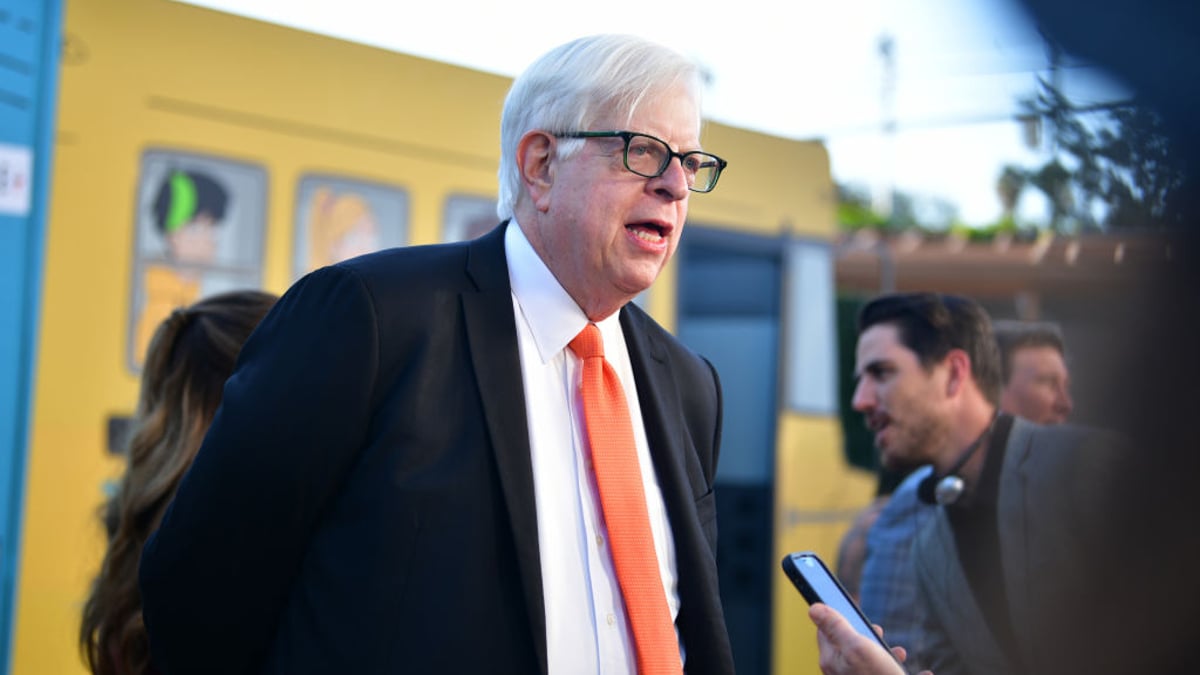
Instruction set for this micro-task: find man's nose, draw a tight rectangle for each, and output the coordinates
[650,156,690,201]
[851,379,874,412]
[1058,386,1074,415]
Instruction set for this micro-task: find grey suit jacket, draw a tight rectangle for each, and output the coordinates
[912,417,1129,675]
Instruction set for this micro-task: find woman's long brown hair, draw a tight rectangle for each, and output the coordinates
[80,289,276,675]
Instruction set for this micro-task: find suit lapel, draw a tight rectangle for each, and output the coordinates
[461,223,548,675]
[919,513,1011,673]
[620,308,697,582]
[998,418,1036,669]
[917,421,1029,675]
[622,307,737,673]
[620,306,685,501]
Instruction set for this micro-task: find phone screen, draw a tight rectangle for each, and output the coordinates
[781,551,895,655]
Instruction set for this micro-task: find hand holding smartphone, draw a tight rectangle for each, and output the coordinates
[781,551,898,661]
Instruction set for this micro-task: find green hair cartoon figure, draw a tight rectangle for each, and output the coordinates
[134,170,231,368]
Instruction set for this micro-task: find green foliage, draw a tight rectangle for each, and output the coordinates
[835,180,1025,242]
[836,183,888,230]
[1017,78,1187,230]
[954,216,1028,242]
[838,201,888,230]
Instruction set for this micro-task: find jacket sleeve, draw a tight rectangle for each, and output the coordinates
[139,265,380,675]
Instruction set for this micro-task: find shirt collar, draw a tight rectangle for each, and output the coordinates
[506,220,622,363]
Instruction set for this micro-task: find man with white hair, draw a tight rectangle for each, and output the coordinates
[140,35,733,675]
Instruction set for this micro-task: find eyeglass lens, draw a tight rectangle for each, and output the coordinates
[625,134,721,192]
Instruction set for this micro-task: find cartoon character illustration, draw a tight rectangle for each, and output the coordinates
[134,170,229,366]
[306,188,381,272]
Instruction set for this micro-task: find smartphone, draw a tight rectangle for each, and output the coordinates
[781,551,896,657]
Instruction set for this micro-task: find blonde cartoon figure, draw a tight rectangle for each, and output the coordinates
[307,188,381,271]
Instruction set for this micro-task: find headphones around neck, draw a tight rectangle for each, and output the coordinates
[917,414,998,506]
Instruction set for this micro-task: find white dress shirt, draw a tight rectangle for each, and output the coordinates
[505,221,681,674]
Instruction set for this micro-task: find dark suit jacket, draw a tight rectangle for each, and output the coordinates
[139,223,734,674]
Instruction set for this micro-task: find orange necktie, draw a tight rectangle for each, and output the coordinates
[569,323,683,675]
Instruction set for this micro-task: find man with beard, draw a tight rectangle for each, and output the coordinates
[854,317,1077,671]
[834,292,1129,675]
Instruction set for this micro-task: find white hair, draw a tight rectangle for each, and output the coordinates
[496,34,705,221]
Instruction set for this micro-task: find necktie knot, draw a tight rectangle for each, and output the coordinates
[568,323,604,361]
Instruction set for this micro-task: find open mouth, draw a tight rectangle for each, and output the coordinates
[627,222,668,243]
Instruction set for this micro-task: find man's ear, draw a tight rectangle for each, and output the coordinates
[517,131,555,213]
[944,349,972,397]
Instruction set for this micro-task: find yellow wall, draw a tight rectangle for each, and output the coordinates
[772,415,876,674]
[648,126,832,334]
[16,1,848,673]
[691,123,834,239]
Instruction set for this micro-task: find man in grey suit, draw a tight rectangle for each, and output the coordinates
[849,319,1079,672]
[840,293,1133,675]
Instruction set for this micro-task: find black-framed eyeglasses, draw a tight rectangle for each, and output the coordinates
[555,130,728,193]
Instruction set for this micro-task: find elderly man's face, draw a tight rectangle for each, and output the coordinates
[527,85,699,319]
[1001,345,1073,424]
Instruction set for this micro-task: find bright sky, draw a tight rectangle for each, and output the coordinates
[182,0,1130,225]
